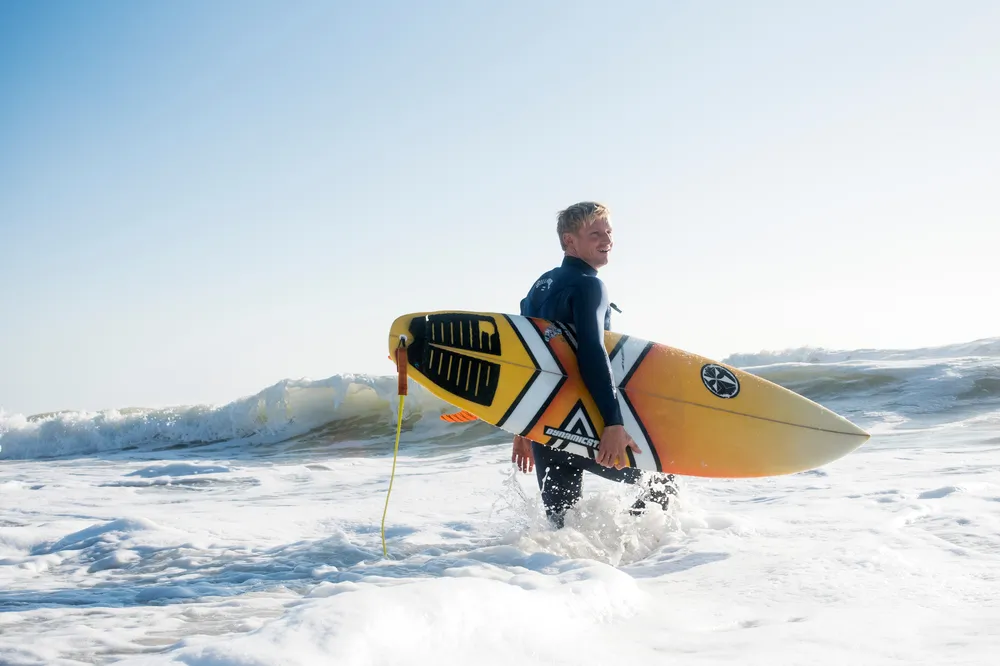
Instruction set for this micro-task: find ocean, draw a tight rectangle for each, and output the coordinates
[1,338,999,665]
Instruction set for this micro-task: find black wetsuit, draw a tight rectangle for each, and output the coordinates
[519,255,643,525]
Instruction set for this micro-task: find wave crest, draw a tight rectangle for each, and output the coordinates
[0,375,458,460]
[724,337,1000,367]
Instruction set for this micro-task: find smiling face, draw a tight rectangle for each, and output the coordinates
[563,216,613,270]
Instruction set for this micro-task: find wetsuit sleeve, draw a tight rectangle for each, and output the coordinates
[571,278,624,427]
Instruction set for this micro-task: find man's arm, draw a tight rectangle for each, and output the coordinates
[571,278,623,427]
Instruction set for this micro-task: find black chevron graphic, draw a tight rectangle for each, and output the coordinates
[544,400,599,459]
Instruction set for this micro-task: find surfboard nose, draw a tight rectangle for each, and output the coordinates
[842,416,871,440]
[810,398,869,440]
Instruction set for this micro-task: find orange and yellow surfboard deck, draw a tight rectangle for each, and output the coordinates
[388,311,869,478]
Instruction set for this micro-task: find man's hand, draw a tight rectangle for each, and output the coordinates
[512,435,535,473]
[596,425,640,469]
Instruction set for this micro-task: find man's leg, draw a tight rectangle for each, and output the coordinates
[627,473,677,514]
[583,460,677,513]
[531,441,584,528]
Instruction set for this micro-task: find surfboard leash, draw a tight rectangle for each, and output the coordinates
[381,335,408,558]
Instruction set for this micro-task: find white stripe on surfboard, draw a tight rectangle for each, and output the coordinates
[610,336,658,471]
[503,315,563,435]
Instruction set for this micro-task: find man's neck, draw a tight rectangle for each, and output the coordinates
[563,253,599,275]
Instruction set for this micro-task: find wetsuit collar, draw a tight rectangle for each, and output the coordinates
[561,254,598,276]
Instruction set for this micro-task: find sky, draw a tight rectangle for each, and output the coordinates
[1,0,998,416]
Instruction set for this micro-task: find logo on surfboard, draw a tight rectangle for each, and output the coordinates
[701,364,740,399]
[543,324,564,342]
[544,401,602,457]
[543,426,599,448]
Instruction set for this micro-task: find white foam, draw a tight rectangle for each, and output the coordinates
[2,431,1000,665]
[127,564,642,666]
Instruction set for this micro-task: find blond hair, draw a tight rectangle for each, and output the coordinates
[557,201,610,250]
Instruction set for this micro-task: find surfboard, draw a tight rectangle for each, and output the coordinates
[388,311,869,478]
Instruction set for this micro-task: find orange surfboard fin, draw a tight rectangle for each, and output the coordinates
[440,409,479,423]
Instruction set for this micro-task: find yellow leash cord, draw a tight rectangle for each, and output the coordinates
[381,335,408,558]
[381,393,405,558]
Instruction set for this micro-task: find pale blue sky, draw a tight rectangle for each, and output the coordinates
[2,1,998,415]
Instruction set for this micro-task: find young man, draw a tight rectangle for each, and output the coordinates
[512,201,675,527]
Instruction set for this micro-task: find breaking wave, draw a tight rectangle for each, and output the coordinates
[2,338,997,461]
[0,375,476,461]
[725,338,999,413]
